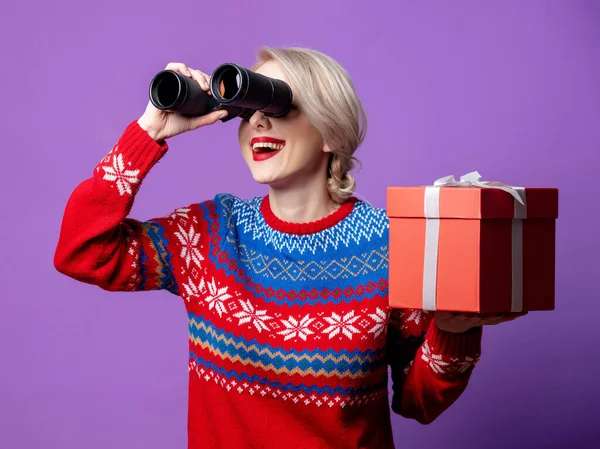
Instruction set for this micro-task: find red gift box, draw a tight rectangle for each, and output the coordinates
[386,173,559,313]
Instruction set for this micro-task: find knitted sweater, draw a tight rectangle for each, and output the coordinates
[54,121,483,449]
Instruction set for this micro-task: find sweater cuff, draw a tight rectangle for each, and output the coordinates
[115,120,169,169]
[425,321,482,359]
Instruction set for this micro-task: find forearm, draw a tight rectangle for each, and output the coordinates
[54,120,168,289]
[391,321,482,424]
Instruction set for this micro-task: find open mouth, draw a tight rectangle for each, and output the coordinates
[250,137,286,161]
[252,142,285,153]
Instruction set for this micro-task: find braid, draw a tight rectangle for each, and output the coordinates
[327,153,359,204]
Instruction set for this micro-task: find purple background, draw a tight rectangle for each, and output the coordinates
[2,0,599,448]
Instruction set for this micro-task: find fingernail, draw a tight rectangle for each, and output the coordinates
[186,69,192,76]
[220,111,228,119]
[204,81,209,89]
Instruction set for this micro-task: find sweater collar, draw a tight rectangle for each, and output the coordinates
[260,195,358,235]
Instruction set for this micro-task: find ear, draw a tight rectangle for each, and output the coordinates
[322,141,333,153]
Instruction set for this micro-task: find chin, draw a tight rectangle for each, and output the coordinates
[248,169,292,188]
[252,176,273,185]
[248,169,279,185]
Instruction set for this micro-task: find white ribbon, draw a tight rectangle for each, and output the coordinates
[432,171,525,205]
[423,171,526,312]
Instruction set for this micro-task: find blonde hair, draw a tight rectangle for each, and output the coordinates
[253,46,367,204]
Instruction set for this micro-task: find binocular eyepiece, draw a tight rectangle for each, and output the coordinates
[149,63,293,122]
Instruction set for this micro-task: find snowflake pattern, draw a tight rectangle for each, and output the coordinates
[420,341,479,375]
[404,309,423,326]
[171,207,192,220]
[389,308,430,332]
[233,300,273,333]
[450,356,478,374]
[101,152,140,196]
[420,341,450,374]
[186,286,394,344]
[182,276,204,302]
[322,311,361,340]
[278,314,316,341]
[203,277,232,317]
[174,224,204,268]
[367,308,388,338]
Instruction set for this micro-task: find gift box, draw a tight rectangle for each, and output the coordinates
[386,172,559,313]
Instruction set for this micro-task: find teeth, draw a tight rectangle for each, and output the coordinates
[252,142,285,152]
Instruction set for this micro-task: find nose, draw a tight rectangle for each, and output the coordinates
[248,110,271,130]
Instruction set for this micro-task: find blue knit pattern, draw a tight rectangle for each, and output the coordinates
[189,353,388,396]
[188,312,387,377]
[202,194,390,307]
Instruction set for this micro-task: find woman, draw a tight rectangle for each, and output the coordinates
[54,47,524,449]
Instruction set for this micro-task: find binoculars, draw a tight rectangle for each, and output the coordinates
[148,63,293,122]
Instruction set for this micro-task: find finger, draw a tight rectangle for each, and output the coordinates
[478,311,527,320]
[188,67,211,92]
[481,316,505,325]
[497,311,528,321]
[497,314,524,323]
[165,62,191,76]
[481,313,523,326]
[190,109,228,129]
[465,316,486,326]
[434,312,454,321]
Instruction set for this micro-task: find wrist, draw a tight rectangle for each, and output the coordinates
[435,321,478,334]
[137,116,164,142]
[428,321,482,358]
[441,325,482,335]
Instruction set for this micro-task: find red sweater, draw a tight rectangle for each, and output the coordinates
[54,121,482,449]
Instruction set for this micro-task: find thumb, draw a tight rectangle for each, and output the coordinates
[191,109,228,129]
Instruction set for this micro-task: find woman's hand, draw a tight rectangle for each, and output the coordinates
[137,62,227,142]
[434,311,528,334]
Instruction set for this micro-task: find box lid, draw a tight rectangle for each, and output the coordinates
[386,186,558,219]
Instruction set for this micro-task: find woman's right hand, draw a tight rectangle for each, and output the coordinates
[137,62,227,142]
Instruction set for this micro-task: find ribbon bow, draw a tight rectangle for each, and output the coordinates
[433,171,525,205]
[421,171,527,313]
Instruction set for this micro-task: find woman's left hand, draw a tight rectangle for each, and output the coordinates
[433,311,529,334]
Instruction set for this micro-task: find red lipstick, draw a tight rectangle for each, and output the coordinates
[251,136,286,162]
[251,137,286,145]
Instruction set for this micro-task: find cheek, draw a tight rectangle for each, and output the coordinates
[285,121,322,150]
[238,121,249,143]
[301,129,326,159]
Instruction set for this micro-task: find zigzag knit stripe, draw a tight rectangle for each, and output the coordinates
[188,338,385,379]
[142,220,179,294]
[189,353,388,396]
[211,194,390,256]
[136,227,149,290]
[188,315,385,377]
[219,194,390,255]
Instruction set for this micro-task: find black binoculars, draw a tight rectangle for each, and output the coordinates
[148,63,293,122]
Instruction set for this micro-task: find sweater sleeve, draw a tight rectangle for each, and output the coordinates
[54,120,179,293]
[386,308,482,424]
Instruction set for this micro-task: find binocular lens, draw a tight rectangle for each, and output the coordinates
[216,67,242,101]
[210,63,292,117]
[151,72,180,108]
[149,69,220,116]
